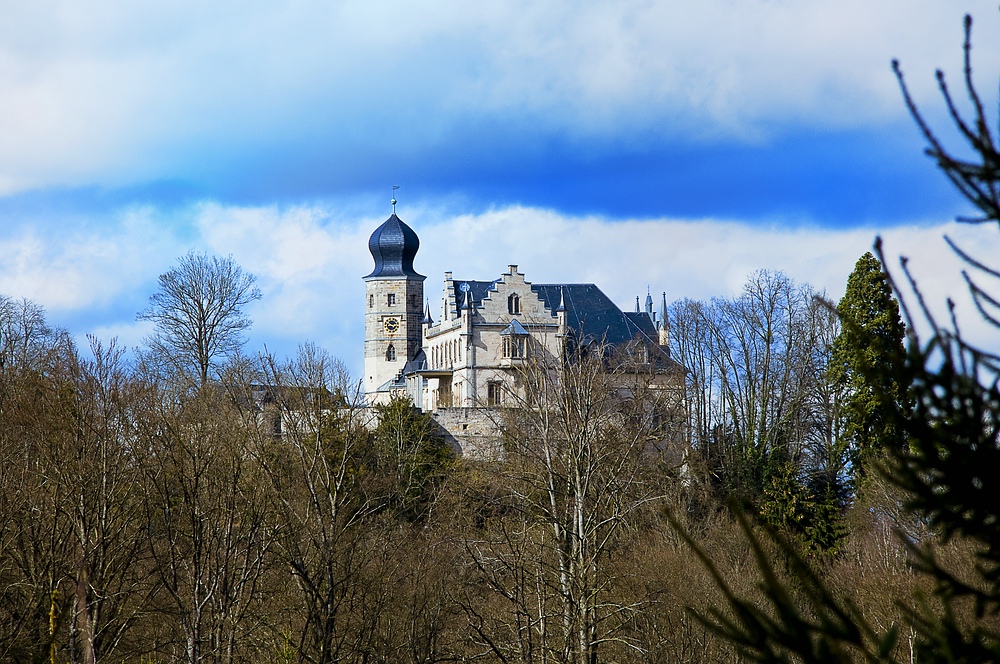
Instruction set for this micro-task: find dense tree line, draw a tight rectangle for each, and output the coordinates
[0,251,948,663]
[677,12,1000,663]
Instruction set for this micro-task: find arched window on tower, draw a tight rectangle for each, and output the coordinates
[508,294,520,315]
[386,344,396,362]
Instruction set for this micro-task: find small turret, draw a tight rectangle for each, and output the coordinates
[658,291,670,352]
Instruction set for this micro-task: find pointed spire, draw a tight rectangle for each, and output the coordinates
[461,289,472,311]
[422,300,433,325]
[658,290,671,350]
[645,286,654,315]
[635,295,640,313]
[556,287,566,313]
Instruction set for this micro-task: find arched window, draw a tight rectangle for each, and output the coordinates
[386,344,396,362]
[508,294,520,315]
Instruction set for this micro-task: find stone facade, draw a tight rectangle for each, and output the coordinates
[412,265,566,411]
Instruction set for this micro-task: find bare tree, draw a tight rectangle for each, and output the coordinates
[138,252,261,387]
[56,337,158,664]
[671,272,832,504]
[0,295,58,373]
[251,345,383,663]
[138,385,275,664]
[463,342,681,663]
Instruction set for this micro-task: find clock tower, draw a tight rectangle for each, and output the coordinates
[363,211,425,400]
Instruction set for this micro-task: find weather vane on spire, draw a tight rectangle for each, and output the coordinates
[391,184,400,213]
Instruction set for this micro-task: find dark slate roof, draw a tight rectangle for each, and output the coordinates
[447,279,500,316]
[532,284,657,346]
[402,349,427,375]
[364,214,425,280]
[439,278,681,370]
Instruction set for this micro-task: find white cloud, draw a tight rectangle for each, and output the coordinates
[0,205,182,310]
[0,1,995,192]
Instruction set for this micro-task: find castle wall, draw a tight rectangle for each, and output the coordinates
[430,407,504,460]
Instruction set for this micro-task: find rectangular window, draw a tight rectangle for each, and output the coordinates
[487,381,503,407]
[502,336,527,359]
[387,293,396,306]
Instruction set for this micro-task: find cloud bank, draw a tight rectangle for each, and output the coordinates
[0,1,996,197]
[2,201,993,378]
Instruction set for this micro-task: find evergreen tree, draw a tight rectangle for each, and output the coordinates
[373,395,453,521]
[830,251,908,480]
[679,14,1000,662]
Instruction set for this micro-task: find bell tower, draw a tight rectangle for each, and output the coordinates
[363,211,425,400]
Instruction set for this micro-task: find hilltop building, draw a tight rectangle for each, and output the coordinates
[363,211,684,455]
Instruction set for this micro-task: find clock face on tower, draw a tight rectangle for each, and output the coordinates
[383,317,400,334]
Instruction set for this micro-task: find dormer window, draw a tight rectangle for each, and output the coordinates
[386,344,396,362]
[500,319,529,359]
[508,294,520,315]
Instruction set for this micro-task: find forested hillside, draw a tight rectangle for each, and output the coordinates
[0,255,956,663]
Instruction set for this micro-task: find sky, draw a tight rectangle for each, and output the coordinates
[1,1,999,379]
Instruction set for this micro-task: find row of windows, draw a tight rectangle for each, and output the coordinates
[371,291,520,314]
[425,334,527,367]
[369,293,422,308]
[430,339,461,369]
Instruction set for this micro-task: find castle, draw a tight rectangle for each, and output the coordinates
[363,211,685,455]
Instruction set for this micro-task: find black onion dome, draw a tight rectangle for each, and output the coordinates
[364,213,424,279]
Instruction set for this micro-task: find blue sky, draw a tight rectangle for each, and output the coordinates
[1,1,998,377]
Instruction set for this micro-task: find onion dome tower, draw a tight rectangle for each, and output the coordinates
[363,205,425,400]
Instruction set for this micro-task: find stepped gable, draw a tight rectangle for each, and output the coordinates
[447,279,499,315]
